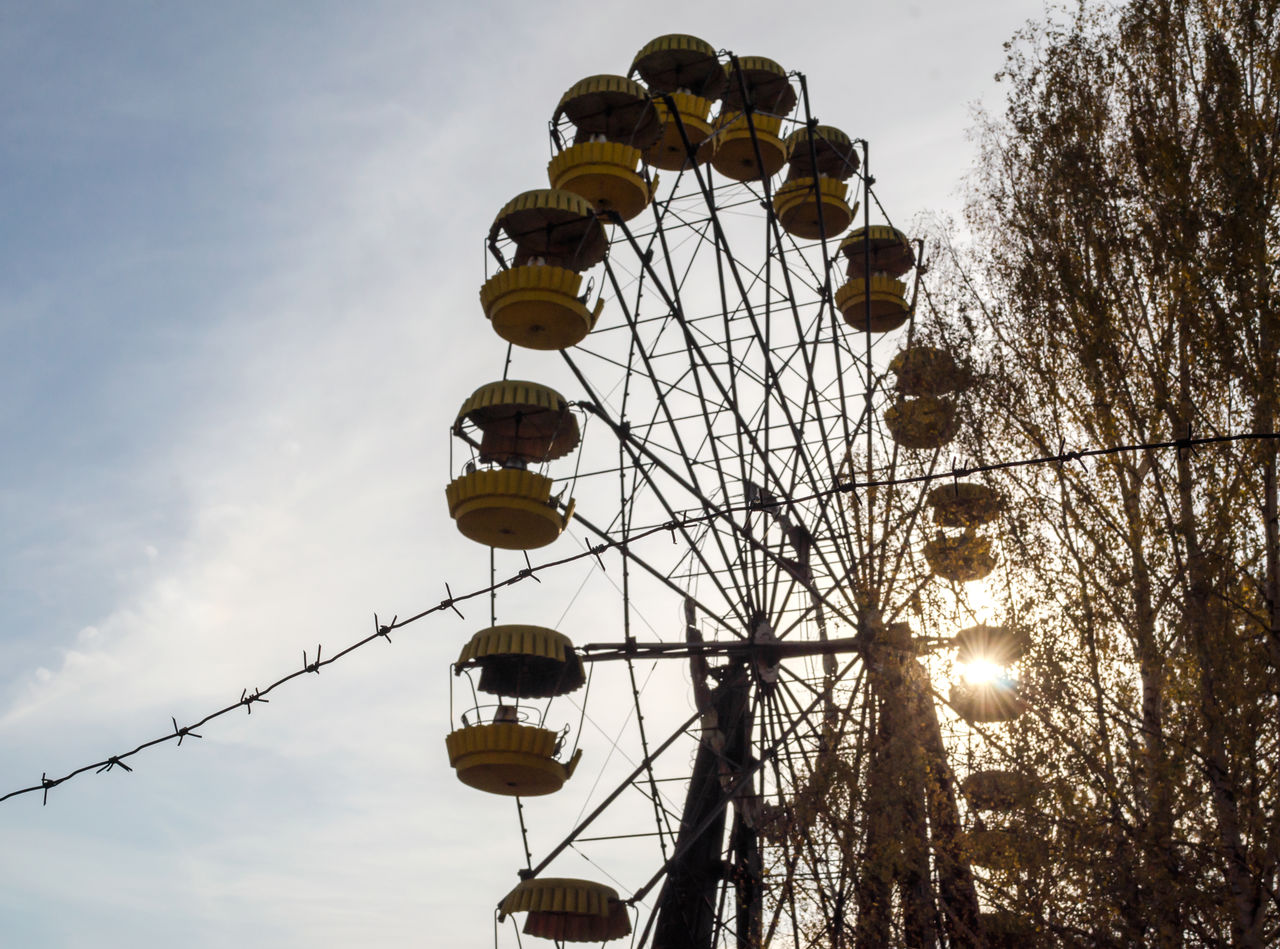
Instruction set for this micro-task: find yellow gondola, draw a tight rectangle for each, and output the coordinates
[481,189,607,349]
[783,124,860,181]
[549,76,659,221]
[772,125,859,239]
[835,273,910,332]
[447,381,579,549]
[490,189,607,271]
[924,530,997,581]
[499,877,631,942]
[889,344,969,397]
[721,55,796,116]
[928,482,1001,527]
[644,93,715,170]
[631,34,724,171]
[454,380,580,466]
[709,56,794,181]
[445,468,574,550]
[838,224,916,278]
[949,679,1025,723]
[884,396,960,449]
[448,625,586,796]
[772,176,853,240]
[962,826,1029,870]
[455,624,585,698]
[836,225,914,331]
[555,74,662,147]
[631,34,726,99]
[548,141,654,222]
[446,722,582,796]
[480,266,604,351]
[961,769,1042,811]
[710,109,786,181]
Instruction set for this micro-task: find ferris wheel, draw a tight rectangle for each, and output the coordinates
[441,33,1037,949]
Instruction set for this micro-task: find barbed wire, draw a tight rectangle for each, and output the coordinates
[3,427,1275,805]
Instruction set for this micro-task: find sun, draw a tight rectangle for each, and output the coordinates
[961,657,1003,686]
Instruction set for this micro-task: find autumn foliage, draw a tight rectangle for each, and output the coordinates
[919,0,1280,944]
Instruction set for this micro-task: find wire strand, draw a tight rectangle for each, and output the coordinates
[3,428,1275,805]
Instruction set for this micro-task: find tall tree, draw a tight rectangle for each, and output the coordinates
[921,0,1280,943]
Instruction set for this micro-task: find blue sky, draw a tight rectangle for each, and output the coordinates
[1,2,1047,945]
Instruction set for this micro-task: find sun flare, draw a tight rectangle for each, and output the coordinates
[961,658,1003,686]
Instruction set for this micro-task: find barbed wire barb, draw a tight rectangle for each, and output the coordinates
[171,716,201,746]
[304,645,322,674]
[442,583,465,619]
[239,688,269,715]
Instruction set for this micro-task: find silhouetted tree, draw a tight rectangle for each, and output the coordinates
[921,0,1280,944]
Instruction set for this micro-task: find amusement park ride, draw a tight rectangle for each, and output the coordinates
[443,34,1038,949]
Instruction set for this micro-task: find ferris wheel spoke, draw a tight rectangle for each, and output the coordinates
[752,686,834,932]
[616,180,874,633]
[620,214,868,630]
[762,196,852,488]
[756,703,817,948]
[522,707,707,897]
[646,223,768,614]
[795,79,867,477]
[867,378,921,596]
[636,195,721,269]
[700,185,864,591]
[617,538,679,861]
[771,666,845,753]
[768,333,851,493]
[761,534,804,622]
[569,337,868,643]
[698,263,853,577]
[871,492,938,615]
[755,648,872,944]
[570,507,741,640]
[841,458,882,601]
[563,347,757,627]
[630,654,864,949]
[599,258,765,620]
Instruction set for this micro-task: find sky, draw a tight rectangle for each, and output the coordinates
[0,2,1048,946]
